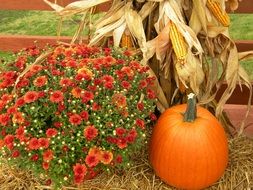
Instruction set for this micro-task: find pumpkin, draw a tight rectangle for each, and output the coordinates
[149,93,228,190]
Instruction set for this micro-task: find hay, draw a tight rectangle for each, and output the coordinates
[1,135,253,190]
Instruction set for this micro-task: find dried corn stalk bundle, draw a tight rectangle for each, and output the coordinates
[45,0,252,133]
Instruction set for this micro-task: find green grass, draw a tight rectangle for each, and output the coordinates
[229,14,253,40]
[0,10,89,36]
[0,10,252,78]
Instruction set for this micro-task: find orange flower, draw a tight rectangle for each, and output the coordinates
[71,87,83,98]
[88,147,101,156]
[12,112,25,124]
[77,67,93,77]
[121,66,134,77]
[0,139,4,148]
[100,151,113,165]
[112,93,127,109]
[33,75,47,87]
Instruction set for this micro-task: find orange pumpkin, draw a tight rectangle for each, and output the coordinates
[149,93,228,190]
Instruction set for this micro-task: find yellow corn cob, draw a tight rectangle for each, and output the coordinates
[169,21,187,64]
[206,0,230,27]
[121,33,132,48]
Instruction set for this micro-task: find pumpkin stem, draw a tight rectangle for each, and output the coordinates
[183,93,197,122]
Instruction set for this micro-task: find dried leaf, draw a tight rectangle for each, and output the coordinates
[89,16,125,46]
[190,0,207,33]
[58,0,110,16]
[95,1,125,30]
[138,2,158,20]
[156,23,171,62]
[113,23,126,47]
[238,51,253,61]
[43,0,64,12]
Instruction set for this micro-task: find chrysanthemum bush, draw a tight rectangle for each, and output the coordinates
[0,44,157,188]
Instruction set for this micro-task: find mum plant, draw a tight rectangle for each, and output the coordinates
[0,44,157,188]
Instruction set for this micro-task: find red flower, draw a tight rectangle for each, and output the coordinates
[30,65,43,73]
[69,114,82,126]
[0,101,5,111]
[121,81,131,89]
[92,102,101,111]
[138,79,148,89]
[53,122,62,128]
[104,82,114,89]
[150,113,157,121]
[43,149,54,161]
[102,75,114,83]
[103,48,111,56]
[50,90,64,103]
[104,56,116,65]
[51,69,61,76]
[31,154,39,161]
[81,91,94,103]
[117,138,127,149]
[130,60,141,70]
[15,97,25,107]
[135,118,145,129]
[12,150,20,158]
[42,162,50,170]
[84,125,98,141]
[80,111,89,121]
[24,91,39,103]
[85,154,99,167]
[28,138,40,150]
[117,59,125,65]
[75,73,86,81]
[4,134,14,145]
[93,79,102,85]
[116,155,123,163]
[100,151,113,165]
[73,163,87,176]
[74,174,84,184]
[46,128,58,137]
[15,126,25,137]
[137,102,144,111]
[116,127,126,136]
[1,94,12,102]
[57,103,65,111]
[67,59,77,68]
[147,89,156,99]
[3,71,16,80]
[38,91,46,98]
[17,78,30,88]
[0,113,10,126]
[59,78,72,87]
[123,50,132,56]
[7,106,17,115]
[33,75,47,87]
[39,138,50,149]
[126,135,136,143]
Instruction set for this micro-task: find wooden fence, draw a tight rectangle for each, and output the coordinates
[0,0,252,106]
